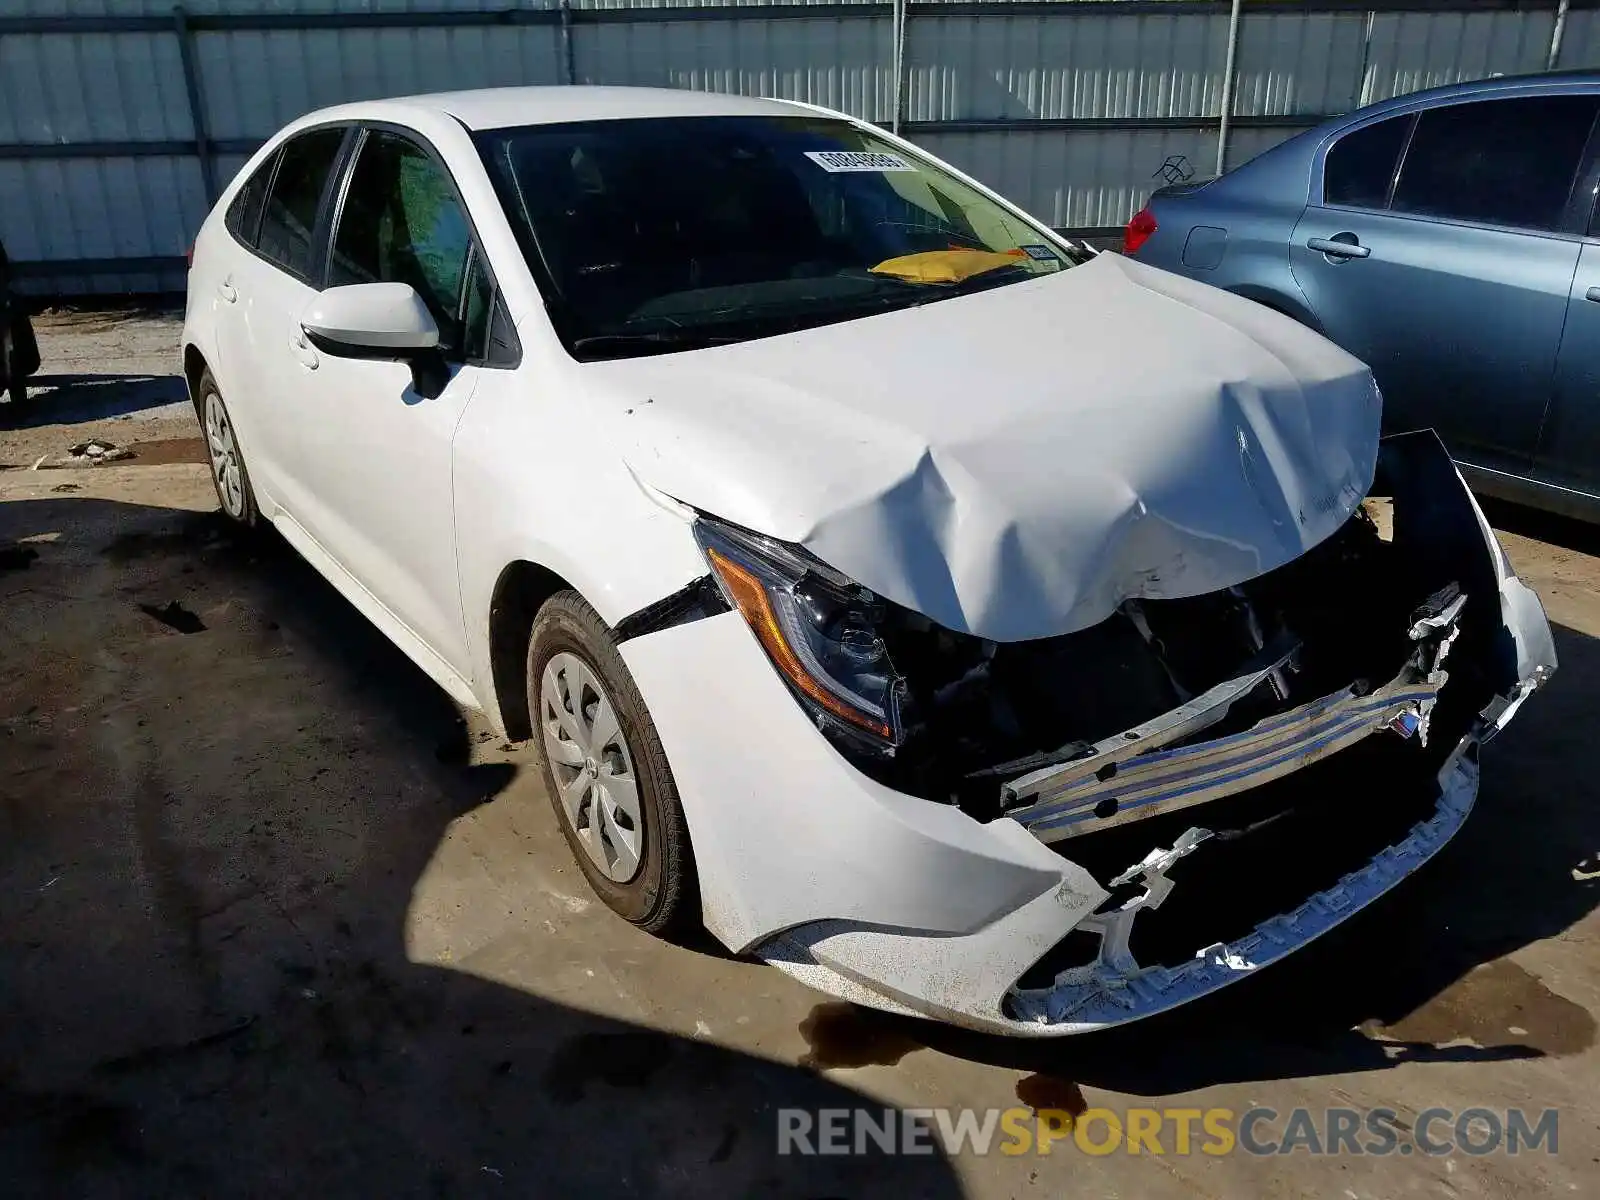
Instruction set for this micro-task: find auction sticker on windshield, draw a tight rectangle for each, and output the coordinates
[805,150,918,173]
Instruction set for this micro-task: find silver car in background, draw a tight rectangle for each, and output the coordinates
[1127,71,1600,522]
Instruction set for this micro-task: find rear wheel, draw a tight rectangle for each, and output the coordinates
[199,370,257,526]
[526,591,696,934]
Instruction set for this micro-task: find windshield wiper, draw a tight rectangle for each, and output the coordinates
[940,262,1037,292]
[571,330,743,358]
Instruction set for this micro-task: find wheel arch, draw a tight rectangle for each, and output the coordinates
[182,343,210,417]
[487,558,578,741]
[1225,283,1325,334]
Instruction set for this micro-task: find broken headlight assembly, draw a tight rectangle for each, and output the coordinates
[694,516,905,753]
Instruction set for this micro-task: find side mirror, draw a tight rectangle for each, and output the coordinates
[299,283,450,398]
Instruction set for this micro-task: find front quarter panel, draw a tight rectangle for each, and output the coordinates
[618,609,1104,956]
[451,343,712,721]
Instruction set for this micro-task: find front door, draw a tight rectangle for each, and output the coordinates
[1289,94,1597,472]
[281,127,486,676]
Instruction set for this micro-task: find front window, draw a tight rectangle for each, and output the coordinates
[331,130,475,349]
[478,115,1085,360]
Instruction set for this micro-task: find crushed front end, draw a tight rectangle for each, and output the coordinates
[621,432,1554,1035]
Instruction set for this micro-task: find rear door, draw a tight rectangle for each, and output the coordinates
[214,124,351,513]
[205,148,276,474]
[1289,94,1597,471]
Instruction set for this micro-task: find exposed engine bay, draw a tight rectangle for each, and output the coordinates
[753,434,1552,1025]
[686,434,1543,853]
[822,438,1500,842]
[655,432,1553,1033]
[871,504,1451,817]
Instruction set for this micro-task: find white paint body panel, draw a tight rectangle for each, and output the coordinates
[284,346,480,675]
[619,611,1105,952]
[206,234,319,520]
[180,87,1552,1037]
[595,251,1381,642]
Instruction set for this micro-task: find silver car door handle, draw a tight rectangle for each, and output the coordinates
[1585,287,1600,303]
[1306,237,1371,260]
[217,280,237,303]
[289,330,319,370]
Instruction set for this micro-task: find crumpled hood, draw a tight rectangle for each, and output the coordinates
[594,251,1380,642]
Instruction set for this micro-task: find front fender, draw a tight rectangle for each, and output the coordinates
[451,366,709,725]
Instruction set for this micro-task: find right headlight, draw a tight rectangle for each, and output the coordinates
[693,515,904,753]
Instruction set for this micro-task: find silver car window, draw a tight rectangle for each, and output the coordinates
[1323,115,1413,210]
[1390,95,1599,233]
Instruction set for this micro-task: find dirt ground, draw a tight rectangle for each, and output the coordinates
[2,313,1598,1198]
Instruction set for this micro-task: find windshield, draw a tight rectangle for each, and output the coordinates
[477,115,1085,360]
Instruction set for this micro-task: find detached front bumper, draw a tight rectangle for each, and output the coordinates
[620,432,1555,1035]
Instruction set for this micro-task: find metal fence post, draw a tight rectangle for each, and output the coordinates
[891,0,907,136]
[172,3,217,202]
[559,0,576,85]
[1357,10,1376,107]
[1215,0,1243,176]
[1549,0,1571,70]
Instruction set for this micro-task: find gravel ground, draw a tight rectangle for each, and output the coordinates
[0,309,199,470]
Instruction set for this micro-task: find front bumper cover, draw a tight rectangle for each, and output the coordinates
[764,741,1489,1034]
[621,432,1555,1035]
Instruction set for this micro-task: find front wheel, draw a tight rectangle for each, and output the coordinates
[526,591,696,934]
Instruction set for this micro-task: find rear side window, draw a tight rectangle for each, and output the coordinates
[225,152,276,247]
[1324,115,1412,209]
[1390,95,1599,232]
[257,127,346,279]
[330,130,474,347]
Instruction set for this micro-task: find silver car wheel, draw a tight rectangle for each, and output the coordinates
[540,651,643,883]
[204,390,245,518]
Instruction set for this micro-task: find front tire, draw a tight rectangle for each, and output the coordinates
[198,369,257,526]
[526,591,696,934]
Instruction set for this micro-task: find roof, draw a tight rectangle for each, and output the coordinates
[381,85,821,131]
[1353,68,1600,121]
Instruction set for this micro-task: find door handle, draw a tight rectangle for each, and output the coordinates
[217,279,237,303]
[1585,287,1600,303]
[1307,236,1371,260]
[289,329,319,370]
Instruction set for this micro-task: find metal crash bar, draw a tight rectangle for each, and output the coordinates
[1006,593,1467,843]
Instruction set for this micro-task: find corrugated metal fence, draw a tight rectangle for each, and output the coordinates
[2,0,1598,293]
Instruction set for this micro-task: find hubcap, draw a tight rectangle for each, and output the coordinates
[204,391,245,518]
[540,652,643,883]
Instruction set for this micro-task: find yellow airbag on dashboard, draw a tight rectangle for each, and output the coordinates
[868,248,1023,284]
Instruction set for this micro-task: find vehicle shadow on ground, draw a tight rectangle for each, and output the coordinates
[844,618,1600,1095]
[0,498,963,1198]
[1480,496,1600,559]
[2,373,187,427]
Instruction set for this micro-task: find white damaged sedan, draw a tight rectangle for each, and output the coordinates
[183,86,1555,1035]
